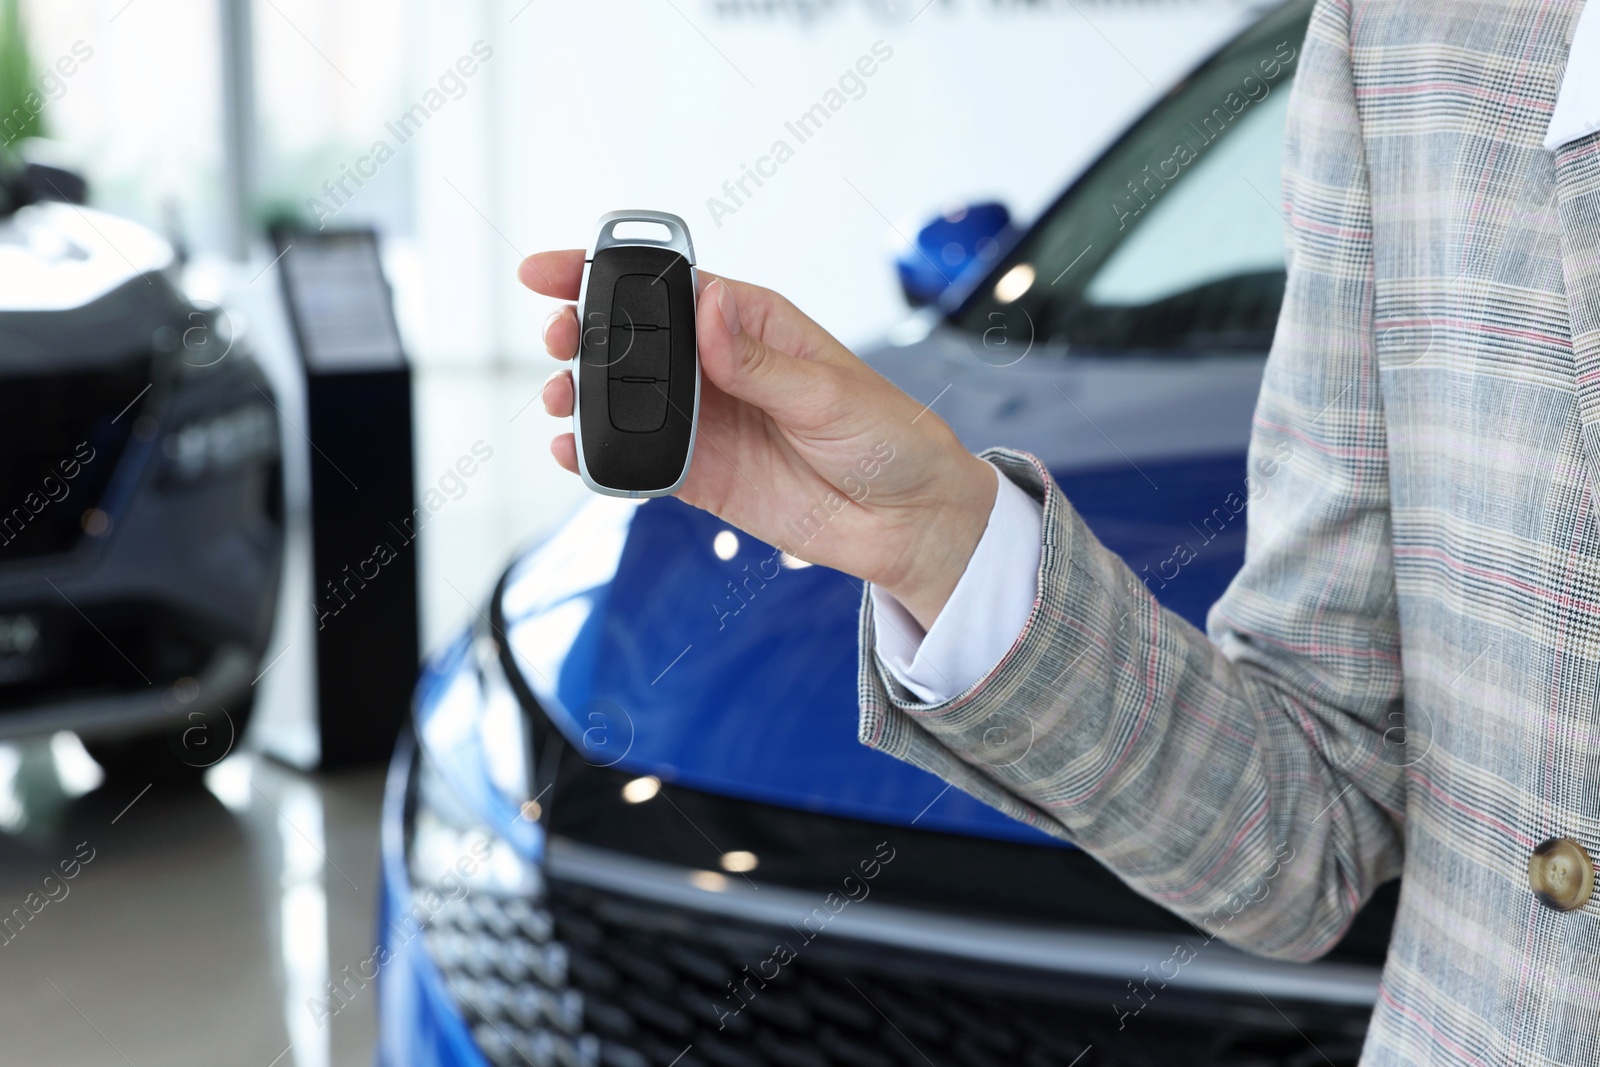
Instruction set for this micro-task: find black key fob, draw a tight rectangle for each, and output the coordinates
[574,210,700,497]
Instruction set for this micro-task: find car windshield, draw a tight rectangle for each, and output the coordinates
[954,0,1311,354]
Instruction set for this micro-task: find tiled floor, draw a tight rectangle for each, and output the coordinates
[0,742,383,1067]
[0,363,588,1066]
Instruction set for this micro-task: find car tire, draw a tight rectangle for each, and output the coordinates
[84,695,254,783]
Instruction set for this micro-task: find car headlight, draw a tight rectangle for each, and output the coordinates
[161,403,277,482]
[409,626,542,891]
[408,747,542,900]
[405,630,599,1067]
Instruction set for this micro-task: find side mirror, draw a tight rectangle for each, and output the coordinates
[10,162,89,207]
[895,201,1015,308]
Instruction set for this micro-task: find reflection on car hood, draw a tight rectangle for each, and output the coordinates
[0,202,173,312]
[497,493,1062,845]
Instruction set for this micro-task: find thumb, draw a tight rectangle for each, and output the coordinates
[696,278,832,424]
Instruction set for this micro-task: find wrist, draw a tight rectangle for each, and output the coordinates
[878,452,997,631]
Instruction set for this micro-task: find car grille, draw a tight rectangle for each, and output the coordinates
[0,360,151,561]
[418,875,1371,1067]
[0,599,221,707]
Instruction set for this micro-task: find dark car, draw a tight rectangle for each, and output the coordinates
[377,2,1398,1064]
[0,162,284,777]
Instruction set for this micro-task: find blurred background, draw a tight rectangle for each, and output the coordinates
[0,1,1294,1065]
[14,0,1266,650]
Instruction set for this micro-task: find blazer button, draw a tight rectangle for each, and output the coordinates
[1528,837,1595,912]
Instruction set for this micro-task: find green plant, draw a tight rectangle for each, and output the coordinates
[0,0,42,151]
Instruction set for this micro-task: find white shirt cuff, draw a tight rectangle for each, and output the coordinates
[869,460,1045,704]
[1544,0,1600,149]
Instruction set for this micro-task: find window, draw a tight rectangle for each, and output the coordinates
[18,0,227,250]
[252,0,414,238]
[955,0,1309,355]
[1083,84,1289,309]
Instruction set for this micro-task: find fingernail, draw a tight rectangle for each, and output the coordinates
[714,280,741,336]
[542,308,562,345]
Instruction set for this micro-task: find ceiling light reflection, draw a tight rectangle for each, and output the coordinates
[720,850,758,873]
[993,262,1035,305]
[621,776,661,804]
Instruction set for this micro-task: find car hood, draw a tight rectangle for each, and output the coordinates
[0,203,187,374]
[0,202,173,313]
[493,490,1060,845]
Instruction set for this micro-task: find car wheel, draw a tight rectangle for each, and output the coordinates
[84,696,254,783]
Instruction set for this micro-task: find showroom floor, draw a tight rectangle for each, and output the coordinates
[0,745,385,1067]
[0,364,585,1066]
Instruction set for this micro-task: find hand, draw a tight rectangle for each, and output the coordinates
[518,251,997,631]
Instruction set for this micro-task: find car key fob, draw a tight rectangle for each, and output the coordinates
[573,210,700,497]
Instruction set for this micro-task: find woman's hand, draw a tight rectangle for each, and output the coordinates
[519,251,996,630]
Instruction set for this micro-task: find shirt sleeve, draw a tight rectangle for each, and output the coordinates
[868,460,1045,704]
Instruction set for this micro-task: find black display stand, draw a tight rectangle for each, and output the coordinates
[271,226,418,768]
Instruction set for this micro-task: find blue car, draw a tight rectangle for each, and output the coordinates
[377,2,1397,1064]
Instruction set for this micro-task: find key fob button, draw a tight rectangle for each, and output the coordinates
[607,326,672,381]
[612,273,670,326]
[607,379,668,433]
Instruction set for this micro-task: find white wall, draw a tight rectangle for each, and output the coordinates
[24,0,1259,359]
[407,0,1259,362]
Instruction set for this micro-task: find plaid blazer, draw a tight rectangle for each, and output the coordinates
[857,0,1600,1063]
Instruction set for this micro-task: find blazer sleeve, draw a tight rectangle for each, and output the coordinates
[856,0,1406,963]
